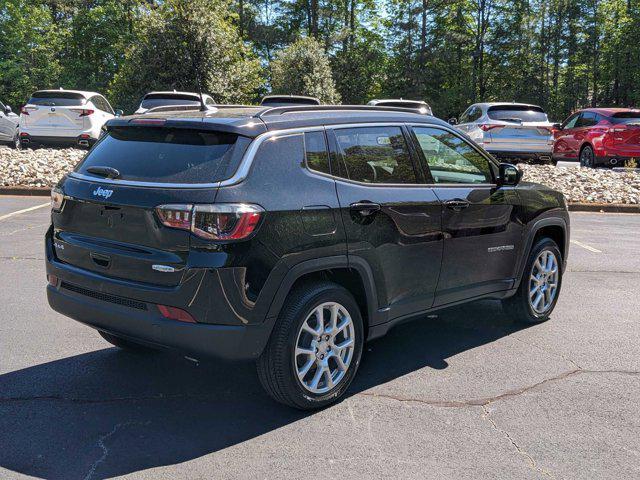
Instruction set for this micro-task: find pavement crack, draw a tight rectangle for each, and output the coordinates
[481,404,557,479]
[83,421,150,480]
[511,336,583,370]
[357,369,640,408]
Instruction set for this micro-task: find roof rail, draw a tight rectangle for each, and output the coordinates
[255,105,422,118]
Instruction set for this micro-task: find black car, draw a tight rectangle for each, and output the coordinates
[46,105,570,409]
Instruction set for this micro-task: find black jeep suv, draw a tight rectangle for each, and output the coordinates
[46,105,569,409]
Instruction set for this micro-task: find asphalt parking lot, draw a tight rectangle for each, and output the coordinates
[0,196,638,480]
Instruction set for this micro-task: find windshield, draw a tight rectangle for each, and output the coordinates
[487,106,548,123]
[140,95,201,109]
[75,127,251,184]
[611,112,640,125]
[28,92,86,107]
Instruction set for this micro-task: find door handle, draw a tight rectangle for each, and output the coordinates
[350,201,381,216]
[444,199,470,211]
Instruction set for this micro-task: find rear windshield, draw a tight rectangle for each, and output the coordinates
[75,127,251,184]
[487,106,548,123]
[611,112,640,125]
[28,91,86,106]
[140,94,200,109]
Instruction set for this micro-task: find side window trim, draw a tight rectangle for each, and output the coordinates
[408,123,497,186]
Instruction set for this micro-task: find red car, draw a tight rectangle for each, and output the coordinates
[553,108,640,167]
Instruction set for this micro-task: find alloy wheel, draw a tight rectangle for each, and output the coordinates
[528,250,559,314]
[294,302,355,394]
[580,147,594,168]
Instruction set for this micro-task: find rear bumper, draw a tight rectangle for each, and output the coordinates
[20,134,96,147]
[47,284,270,361]
[45,229,273,361]
[488,150,554,163]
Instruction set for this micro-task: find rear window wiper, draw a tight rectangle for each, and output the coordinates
[86,166,121,179]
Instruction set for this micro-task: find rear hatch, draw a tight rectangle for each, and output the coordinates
[21,91,88,132]
[609,112,640,152]
[52,124,252,286]
[485,105,553,152]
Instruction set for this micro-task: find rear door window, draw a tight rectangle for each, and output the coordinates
[576,112,598,128]
[75,127,251,184]
[332,126,418,184]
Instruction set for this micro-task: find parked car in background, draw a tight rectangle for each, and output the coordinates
[0,99,20,148]
[260,95,321,106]
[135,91,215,114]
[452,103,555,164]
[553,108,640,168]
[20,89,120,148]
[367,99,432,115]
[46,105,569,410]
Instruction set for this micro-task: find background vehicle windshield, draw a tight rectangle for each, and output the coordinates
[140,95,201,109]
[487,106,548,123]
[27,92,86,106]
[611,112,640,125]
[75,127,251,184]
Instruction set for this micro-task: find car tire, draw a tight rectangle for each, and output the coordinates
[257,281,364,410]
[98,330,157,353]
[502,238,563,324]
[579,145,595,168]
[10,129,20,149]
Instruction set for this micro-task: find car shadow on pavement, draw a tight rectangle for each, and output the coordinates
[0,300,530,479]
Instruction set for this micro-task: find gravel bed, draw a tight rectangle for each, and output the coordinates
[1,146,640,204]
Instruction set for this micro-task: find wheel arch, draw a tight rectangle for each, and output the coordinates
[514,217,569,290]
[265,256,381,339]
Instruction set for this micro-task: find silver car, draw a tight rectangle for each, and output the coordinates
[452,102,555,164]
[0,99,20,149]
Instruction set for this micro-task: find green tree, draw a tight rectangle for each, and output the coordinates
[269,36,340,103]
[109,0,265,112]
[0,0,62,108]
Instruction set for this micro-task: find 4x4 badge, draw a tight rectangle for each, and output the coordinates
[93,186,113,199]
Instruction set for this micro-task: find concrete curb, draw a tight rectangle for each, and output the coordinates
[1,187,639,213]
[0,186,51,196]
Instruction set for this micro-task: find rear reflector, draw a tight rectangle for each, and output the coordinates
[157,305,196,323]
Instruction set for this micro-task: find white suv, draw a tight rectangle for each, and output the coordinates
[452,103,556,164]
[19,89,120,148]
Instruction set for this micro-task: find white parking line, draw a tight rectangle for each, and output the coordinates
[570,239,602,253]
[0,203,50,222]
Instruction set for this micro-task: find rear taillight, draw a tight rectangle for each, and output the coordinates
[155,203,264,241]
[20,106,35,115]
[157,305,196,323]
[479,124,502,132]
[51,187,64,212]
[71,108,94,117]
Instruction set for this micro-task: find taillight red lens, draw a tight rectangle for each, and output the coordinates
[157,305,196,323]
[156,203,264,241]
[192,204,264,240]
[479,124,502,132]
[156,204,193,230]
[20,106,33,115]
[71,108,94,117]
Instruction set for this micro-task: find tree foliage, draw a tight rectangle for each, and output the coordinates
[109,0,264,111]
[270,37,340,103]
[1,0,640,120]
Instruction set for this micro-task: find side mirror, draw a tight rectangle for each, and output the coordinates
[552,123,562,130]
[5,106,12,114]
[498,163,522,186]
[448,117,458,126]
[114,109,123,117]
